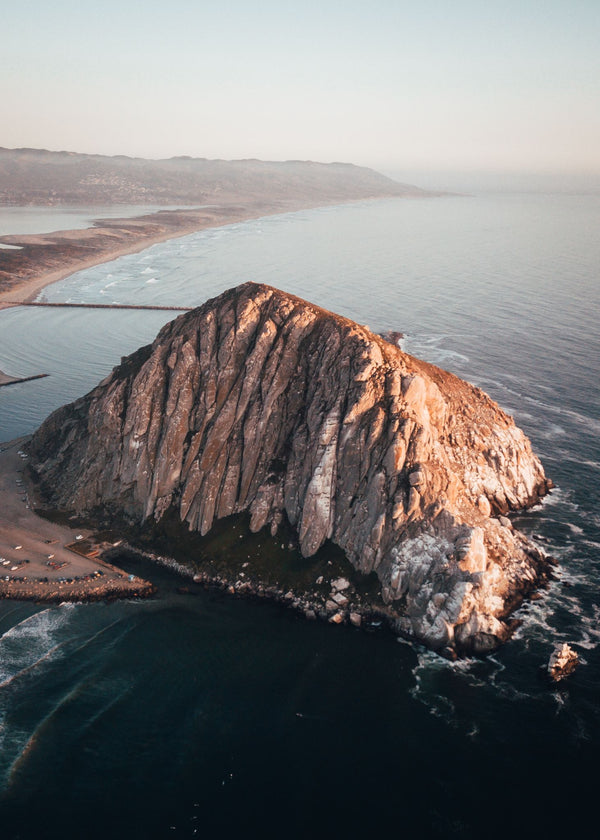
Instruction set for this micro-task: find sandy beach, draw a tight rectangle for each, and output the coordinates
[0,437,154,602]
[0,197,348,599]
[0,193,390,601]
[0,198,345,310]
[0,369,17,386]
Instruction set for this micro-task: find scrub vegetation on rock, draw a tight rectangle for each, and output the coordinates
[27,283,552,653]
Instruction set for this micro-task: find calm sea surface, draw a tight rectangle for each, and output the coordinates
[0,204,199,237]
[0,195,599,839]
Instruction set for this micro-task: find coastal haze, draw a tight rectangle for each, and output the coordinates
[0,148,426,206]
[2,2,598,188]
[0,191,599,839]
[0,149,427,303]
[1,0,599,838]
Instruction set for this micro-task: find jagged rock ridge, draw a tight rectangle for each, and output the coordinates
[27,283,551,653]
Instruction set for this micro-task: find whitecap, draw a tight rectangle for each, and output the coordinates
[578,509,600,528]
[567,523,585,536]
[428,349,470,364]
[0,605,77,687]
[145,277,160,284]
[537,423,568,440]
[409,649,488,725]
[573,629,599,651]
[539,486,578,511]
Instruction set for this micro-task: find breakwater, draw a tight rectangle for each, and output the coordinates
[6,301,192,311]
[0,373,48,389]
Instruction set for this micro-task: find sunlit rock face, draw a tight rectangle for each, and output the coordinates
[27,283,551,653]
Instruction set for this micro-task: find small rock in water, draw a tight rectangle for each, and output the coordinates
[547,642,579,682]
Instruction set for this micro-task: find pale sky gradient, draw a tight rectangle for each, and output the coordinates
[2,0,599,186]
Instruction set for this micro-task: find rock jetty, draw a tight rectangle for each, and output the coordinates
[26,283,552,653]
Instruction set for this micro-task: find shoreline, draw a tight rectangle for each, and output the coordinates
[0,437,154,603]
[0,194,393,605]
[0,196,387,311]
[112,540,393,637]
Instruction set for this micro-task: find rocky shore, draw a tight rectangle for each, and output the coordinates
[26,283,553,654]
[0,573,155,604]
[113,538,391,632]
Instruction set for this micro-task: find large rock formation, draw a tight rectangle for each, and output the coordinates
[27,283,552,653]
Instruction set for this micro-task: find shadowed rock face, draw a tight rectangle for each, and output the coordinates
[27,283,551,653]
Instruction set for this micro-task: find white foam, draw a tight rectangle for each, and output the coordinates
[567,523,584,536]
[0,605,76,688]
[538,423,567,440]
[409,649,489,727]
[539,486,578,511]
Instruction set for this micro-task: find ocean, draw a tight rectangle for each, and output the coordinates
[0,194,599,838]
[0,204,199,238]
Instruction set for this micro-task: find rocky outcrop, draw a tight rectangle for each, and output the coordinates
[26,283,552,653]
[547,643,579,682]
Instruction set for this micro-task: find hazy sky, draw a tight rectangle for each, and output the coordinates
[3,0,599,181]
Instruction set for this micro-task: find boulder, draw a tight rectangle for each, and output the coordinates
[547,643,579,682]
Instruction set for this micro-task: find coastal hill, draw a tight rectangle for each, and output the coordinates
[26,283,552,655]
[0,147,429,206]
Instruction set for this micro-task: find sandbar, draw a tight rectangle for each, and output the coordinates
[0,368,17,386]
[0,198,349,310]
[0,437,154,602]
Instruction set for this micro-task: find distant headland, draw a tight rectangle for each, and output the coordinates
[0,147,433,207]
[0,148,439,307]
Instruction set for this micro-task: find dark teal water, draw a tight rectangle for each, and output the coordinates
[0,195,599,838]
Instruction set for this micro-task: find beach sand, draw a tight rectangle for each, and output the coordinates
[0,196,365,601]
[0,200,312,600]
[0,437,154,602]
[0,369,18,386]
[0,199,339,310]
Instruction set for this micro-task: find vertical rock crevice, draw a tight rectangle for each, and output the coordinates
[27,282,552,653]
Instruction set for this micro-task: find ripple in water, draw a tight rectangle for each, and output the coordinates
[1,194,599,837]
